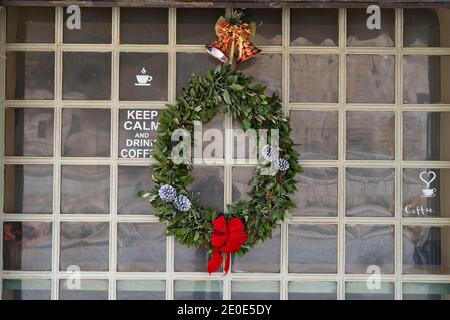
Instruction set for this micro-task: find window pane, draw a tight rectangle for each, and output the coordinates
[3,222,52,271]
[63,7,111,43]
[176,53,218,97]
[2,279,51,300]
[119,53,168,101]
[232,225,280,273]
[117,280,165,300]
[345,282,394,300]
[59,279,108,300]
[6,51,54,100]
[346,168,395,217]
[403,168,449,218]
[232,166,256,203]
[63,52,111,100]
[59,222,109,272]
[347,9,395,47]
[288,282,337,300]
[233,120,258,160]
[404,9,450,47]
[237,53,281,95]
[61,165,110,214]
[289,224,337,273]
[7,7,55,43]
[117,223,166,272]
[118,166,154,215]
[4,164,53,214]
[190,166,224,213]
[346,55,395,103]
[231,281,279,300]
[346,225,395,274]
[292,167,338,217]
[403,56,450,104]
[241,9,282,46]
[403,283,450,300]
[62,108,111,157]
[174,280,222,300]
[403,226,450,275]
[120,8,168,44]
[176,8,223,45]
[290,54,339,103]
[346,111,395,160]
[174,242,209,272]
[291,110,338,160]
[290,9,338,46]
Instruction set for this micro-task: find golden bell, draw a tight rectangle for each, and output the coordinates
[237,38,261,63]
[206,40,230,63]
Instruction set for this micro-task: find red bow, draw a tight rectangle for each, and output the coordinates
[208,215,247,274]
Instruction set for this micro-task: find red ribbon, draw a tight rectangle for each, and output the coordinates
[208,215,248,274]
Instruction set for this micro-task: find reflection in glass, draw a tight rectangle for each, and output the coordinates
[118,166,154,215]
[174,280,222,300]
[345,282,394,300]
[290,9,338,46]
[346,111,395,160]
[190,166,224,213]
[117,280,166,300]
[347,9,395,47]
[3,222,52,271]
[291,111,338,160]
[176,53,218,97]
[176,8,223,45]
[6,51,54,100]
[403,112,450,161]
[2,279,51,300]
[59,279,108,300]
[59,222,109,271]
[403,283,450,300]
[117,223,166,272]
[231,281,279,300]
[403,226,450,275]
[4,164,53,214]
[288,282,337,300]
[346,225,394,274]
[62,109,111,157]
[232,166,256,203]
[242,9,282,46]
[292,167,338,217]
[404,9,450,47]
[174,241,210,272]
[7,7,55,43]
[288,224,337,273]
[290,54,338,103]
[346,168,395,217]
[120,8,168,44]
[63,7,111,43]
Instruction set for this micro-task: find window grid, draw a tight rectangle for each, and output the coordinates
[0,6,450,300]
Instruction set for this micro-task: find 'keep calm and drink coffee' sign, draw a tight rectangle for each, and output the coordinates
[119,109,159,158]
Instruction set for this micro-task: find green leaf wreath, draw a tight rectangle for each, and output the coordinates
[139,64,302,256]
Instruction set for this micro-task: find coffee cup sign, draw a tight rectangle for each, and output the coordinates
[135,67,153,87]
[120,109,159,158]
[420,170,437,198]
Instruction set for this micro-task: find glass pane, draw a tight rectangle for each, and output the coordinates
[232,225,280,273]
[176,8,223,45]
[6,51,54,100]
[120,8,168,44]
[403,56,450,104]
[232,120,258,160]
[7,7,55,43]
[59,279,108,300]
[63,7,111,43]
[292,167,338,217]
[3,222,52,271]
[345,282,394,300]
[174,280,222,300]
[237,53,281,95]
[117,280,165,300]
[62,52,111,100]
[176,53,218,97]
[232,166,256,203]
[403,168,449,218]
[288,224,337,273]
[346,54,395,103]
[2,279,51,300]
[62,109,111,157]
[404,9,450,47]
[61,165,110,214]
[347,9,395,47]
[346,168,395,217]
[190,166,224,213]
[346,111,395,160]
[119,53,168,101]
[241,9,282,46]
[117,223,166,272]
[4,108,54,157]
[290,54,338,103]
[174,242,209,272]
[404,112,450,161]
[346,225,395,274]
[403,283,450,300]
[231,281,279,300]
[288,282,337,300]
[59,222,109,272]
[118,166,154,215]
[403,226,450,275]
[118,109,160,159]
[290,9,338,46]
[4,164,53,214]
[290,110,338,160]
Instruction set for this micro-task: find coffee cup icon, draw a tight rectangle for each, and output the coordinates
[135,67,152,86]
[422,188,436,198]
